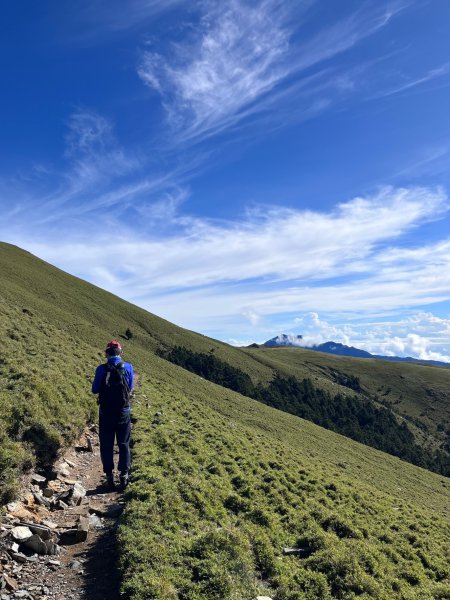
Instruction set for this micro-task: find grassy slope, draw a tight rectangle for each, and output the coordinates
[1,242,449,598]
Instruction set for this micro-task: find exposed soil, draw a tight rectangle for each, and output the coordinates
[0,428,125,600]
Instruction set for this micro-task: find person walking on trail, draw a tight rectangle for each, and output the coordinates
[92,340,134,491]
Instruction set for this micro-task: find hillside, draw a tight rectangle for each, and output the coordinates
[1,242,449,599]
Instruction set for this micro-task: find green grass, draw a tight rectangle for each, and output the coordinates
[119,369,450,599]
[1,241,449,598]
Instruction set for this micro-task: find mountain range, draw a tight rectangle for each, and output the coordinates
[261,335,450,367]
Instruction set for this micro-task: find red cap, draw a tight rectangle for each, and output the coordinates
[105,340,122,351]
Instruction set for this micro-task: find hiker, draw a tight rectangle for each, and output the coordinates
[92,340,134,491]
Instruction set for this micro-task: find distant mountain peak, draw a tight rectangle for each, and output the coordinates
[264,334,303,347]
[261,336,450,367]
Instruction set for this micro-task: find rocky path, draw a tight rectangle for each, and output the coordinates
[0,427,124,600]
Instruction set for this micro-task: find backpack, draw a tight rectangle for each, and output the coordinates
[98,362,131,413]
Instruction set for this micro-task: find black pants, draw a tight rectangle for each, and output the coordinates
[99,408,131,474]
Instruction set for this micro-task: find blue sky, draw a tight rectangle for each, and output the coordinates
[1,0,450,360]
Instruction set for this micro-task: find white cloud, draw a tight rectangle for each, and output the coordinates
[270,312,450,362]
[242,308,262,327]
[373,61,450,99]
[15,185,446,291]
[3,181,450,362]
[138,0,406,143]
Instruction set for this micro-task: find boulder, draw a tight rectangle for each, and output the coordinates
[10,527,32,543]
[22,534,49,555]
[30,474,46,485]
[20,523,51,541]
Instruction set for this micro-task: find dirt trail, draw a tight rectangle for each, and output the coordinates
[0,428,125,600]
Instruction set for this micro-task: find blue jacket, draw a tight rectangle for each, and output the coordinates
[92,356,134,395]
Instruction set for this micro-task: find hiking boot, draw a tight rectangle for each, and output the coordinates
[105,473,116,491]
[119,471,130,490]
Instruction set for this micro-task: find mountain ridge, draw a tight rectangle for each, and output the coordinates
[261,335,450,367]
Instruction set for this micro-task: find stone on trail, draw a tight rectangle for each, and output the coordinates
[3,574,18,591]
[58,528,87,545]
[41,520,58,530]
[30,474,46,486]
[10,527,32,543]
[69,483,86,506]
[32,493,51,509]
[58,516,89,545]
[89,502,123,519]
[10,553,27,564]
[20,523,51,541]
[22,534,47,555]
[78,516,89,533]
[88,514,103,529]
[69,560,83,572]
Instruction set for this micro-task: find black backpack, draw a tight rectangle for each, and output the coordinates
[98,362,131,413]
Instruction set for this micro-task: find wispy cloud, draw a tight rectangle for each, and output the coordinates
[373,62,450,99]
[138,0,406,143]
[6,186,449,324]
[57,0,184,43]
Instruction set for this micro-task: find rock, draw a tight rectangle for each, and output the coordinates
[70,505,90,516]
[41,520,58,530]
[89,503,123,519]
[58,516,89,545]
[69,483,86,506]
[11,544,19,553]
[22,534,47,555]
[21,493,34,508]
[88,515,103,529]
[58,528,87,545]
[56,500,68,510]
[282,547,310,557]
[47,560,60,567]
[78,516,89,533]
[30,474,46,486]
[64,459,76,468]
[10,554,27,565]
[69,560,83,572]
[20,523,51,541]
[6,504,17,514]
[32,493,51,508]
[13,592,29,598]
[3,574,17,591]
[10,528,32,543]
[47,480,65,494]
[42,488,53,498]
[256,597,273,600]
[56,465,71,480]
